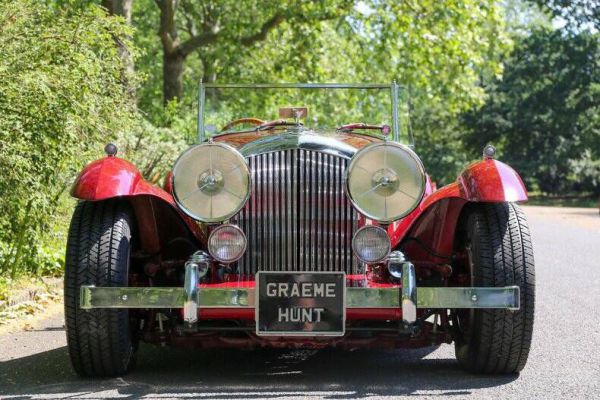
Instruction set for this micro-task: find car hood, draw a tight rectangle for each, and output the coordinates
[213,129,383,159]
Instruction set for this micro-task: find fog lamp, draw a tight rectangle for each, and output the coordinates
[208,224,247,263]
[352,226,391,263]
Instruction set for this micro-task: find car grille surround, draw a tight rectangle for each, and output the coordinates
[231,148,360,275]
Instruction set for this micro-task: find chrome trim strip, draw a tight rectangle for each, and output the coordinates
[80,286,520,310]
[345,287,399,308]
[198,81,205,142]
[239,133,358,159]
[80,287,186,309]
[80,287,254,309]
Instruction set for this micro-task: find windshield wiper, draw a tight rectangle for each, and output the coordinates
[337,123,391,136]
[255,119,303,131]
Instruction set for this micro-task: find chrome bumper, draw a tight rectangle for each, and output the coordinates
[80,285,520,312]
[80,251,520,325]
[81,264,519,326]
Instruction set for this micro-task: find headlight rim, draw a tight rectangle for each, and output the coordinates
[345,142,426,223]
[207,224,247,263]
[172,142,251,223]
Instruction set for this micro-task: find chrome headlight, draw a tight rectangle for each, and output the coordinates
[352,225,391,263]
[172,143,250,222]
[208,224,247,263]
[346,142,425,223]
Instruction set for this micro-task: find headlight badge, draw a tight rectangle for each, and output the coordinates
[346,142,425,223]
[172,143,250,223]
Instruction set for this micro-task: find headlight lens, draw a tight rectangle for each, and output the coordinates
[352,225,391,263]
[172,143,250,222]
[346,142,425,223]
[208,224,247,263]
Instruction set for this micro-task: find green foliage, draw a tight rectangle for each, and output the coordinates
[132,0,510,183]
[133,0,510,126]
[118,118,188,183]
[0,0,138,276]
[2,0,598,284]
[530,0,600,31]
[463,28,600,194]
[411,104,471,186]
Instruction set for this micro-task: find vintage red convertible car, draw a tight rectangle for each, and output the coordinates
[65,83,535,377]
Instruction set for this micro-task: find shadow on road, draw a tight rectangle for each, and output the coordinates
[0,344,517,398]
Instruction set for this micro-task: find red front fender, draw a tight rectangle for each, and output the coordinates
[71,156,204,253]
[71,156,175,204]
[458,158,528,202]
[389,159,527,258]
[423,159,527,208]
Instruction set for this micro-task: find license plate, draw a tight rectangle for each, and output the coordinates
[256,272,345,336]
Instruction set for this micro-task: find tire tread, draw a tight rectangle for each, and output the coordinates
[456,202,535,374]
[64,200,136,377]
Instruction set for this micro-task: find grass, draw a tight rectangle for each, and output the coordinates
[0,275,47,303]
[0,274,62,327]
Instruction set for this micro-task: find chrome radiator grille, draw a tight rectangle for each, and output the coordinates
[231,149,359,275]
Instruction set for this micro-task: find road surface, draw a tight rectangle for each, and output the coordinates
[1,206,599,399]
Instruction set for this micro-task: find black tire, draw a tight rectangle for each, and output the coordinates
[454,203,535,374]
[64,200,137,377]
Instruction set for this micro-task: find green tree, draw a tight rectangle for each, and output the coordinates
[132,0,510,106]
[132,0,510,185]
[531,0,600,31]
[0,0,138,276]
[463,28,600,194]
[152,0,352,103]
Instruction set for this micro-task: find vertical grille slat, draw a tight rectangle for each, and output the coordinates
[233,149,359,275]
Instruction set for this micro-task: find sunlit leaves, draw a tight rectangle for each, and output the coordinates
[0,1,138,275]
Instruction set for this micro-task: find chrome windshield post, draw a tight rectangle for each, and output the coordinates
[183,251,210,329]
[391,81,400,142]
[197,81,205,143]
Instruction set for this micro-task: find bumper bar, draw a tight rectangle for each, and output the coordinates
[80,285,519,312]
[80,251,519,323]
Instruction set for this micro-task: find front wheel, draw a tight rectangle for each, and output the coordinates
[64,200,137,377]
[454,203,535,374]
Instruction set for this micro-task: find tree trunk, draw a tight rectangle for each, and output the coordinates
[201,57,217,83]
[163,52,184,103]
[102,0,136,101]
[112,0,134,76]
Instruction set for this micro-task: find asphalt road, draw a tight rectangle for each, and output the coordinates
[1,206,599,399]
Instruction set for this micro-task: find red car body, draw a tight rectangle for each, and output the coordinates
[71,130,526,349]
